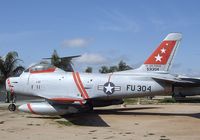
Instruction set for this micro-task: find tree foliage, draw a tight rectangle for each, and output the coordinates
[118,60,132,71]
[99,60,132,73]
[85,67,93,73]
[99,66,110,73]
[0,51,25,82]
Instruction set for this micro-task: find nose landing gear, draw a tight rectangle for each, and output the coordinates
[8,103,16,111]
[8,92,16,112]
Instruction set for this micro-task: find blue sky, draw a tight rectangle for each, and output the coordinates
[0,0,200,74]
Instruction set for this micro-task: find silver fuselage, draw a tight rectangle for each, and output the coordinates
[7,69,173,100]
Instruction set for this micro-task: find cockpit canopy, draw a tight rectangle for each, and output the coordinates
[24,62,74,73]
[24,63,56,73]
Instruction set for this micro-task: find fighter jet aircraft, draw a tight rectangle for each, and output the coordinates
[7,33,192,115]
[171,75,200,98]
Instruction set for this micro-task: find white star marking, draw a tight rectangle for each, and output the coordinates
[161,48,166,53]
[155,54,162,62]
[105,83,114,93]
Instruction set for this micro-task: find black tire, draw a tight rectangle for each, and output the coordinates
[8,104,16,112]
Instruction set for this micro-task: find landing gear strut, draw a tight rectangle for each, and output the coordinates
[8,92,16,112]
[85,100,94,111]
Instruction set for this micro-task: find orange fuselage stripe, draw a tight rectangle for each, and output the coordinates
[30,68,56,74]
[72,72,86,99]
[27,103,37,114]
[76,72,89,99]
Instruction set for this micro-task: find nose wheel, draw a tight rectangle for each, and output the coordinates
[8,103,16,111]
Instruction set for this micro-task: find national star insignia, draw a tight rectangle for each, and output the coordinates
[104,83,114,93]
[161,48,166,54]
[155,54,162,62]
[98,82,121,95]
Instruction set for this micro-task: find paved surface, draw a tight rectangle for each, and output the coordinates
[0,104,200,140]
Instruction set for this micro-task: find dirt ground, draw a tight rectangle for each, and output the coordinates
[0,104,200,140]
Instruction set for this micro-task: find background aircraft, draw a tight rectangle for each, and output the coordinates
[7,33,196,115]
[171,75,200,99]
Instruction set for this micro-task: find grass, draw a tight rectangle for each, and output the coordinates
[56,120,73,126]
[124,98,138,104]
[124,97,178,105]
[158,98,176,103]
[124,98,158,105]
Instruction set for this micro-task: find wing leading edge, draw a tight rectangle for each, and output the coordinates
[152,76,200,87]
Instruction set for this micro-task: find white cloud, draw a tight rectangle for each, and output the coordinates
[61,38,92,48]
[74,53,107,64]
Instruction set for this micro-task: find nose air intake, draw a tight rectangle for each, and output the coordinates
[6,78,13,92]
[5,78,9,92]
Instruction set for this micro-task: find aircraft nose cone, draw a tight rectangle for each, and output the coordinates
[5,77,19,93]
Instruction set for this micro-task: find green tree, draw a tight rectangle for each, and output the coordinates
[99,66,110,73]
[85,67,92,73]
[118,60,132,71]
[0,51,25,102]
[109,66,118,73]
[99,60,132,73]
[0,51,25,81]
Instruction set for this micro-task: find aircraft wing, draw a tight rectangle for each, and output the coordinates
[177,77,200,86]
[43,55,81,61]
[48,97,84,103]
[152,76,200,87]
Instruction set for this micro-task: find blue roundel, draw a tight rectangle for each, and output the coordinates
[103,82,115,95]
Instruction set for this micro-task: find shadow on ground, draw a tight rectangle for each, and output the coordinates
[27,116,61,119]
[62,113,109,127]
[26,106,200,127]
[94,107,200,120]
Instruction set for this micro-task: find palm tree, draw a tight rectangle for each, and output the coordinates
[0,51,25,103]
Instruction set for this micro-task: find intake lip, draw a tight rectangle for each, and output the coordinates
[5,78,10,92]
